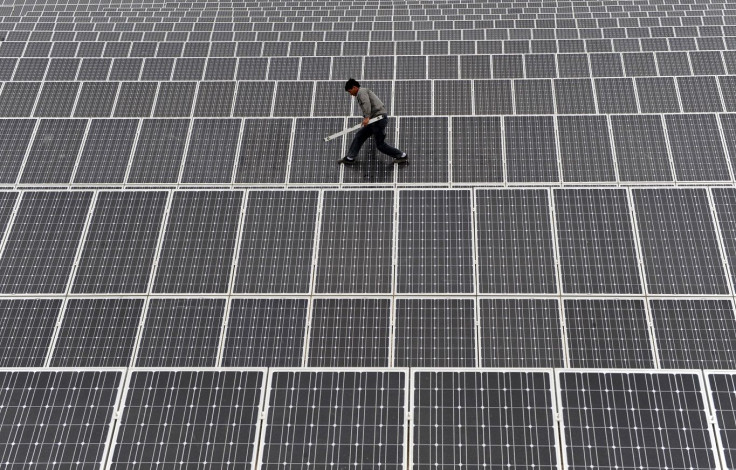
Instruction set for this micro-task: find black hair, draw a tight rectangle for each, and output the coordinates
[344,78,360,91]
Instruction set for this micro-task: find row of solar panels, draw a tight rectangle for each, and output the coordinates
[3,49,735,76]
[2,78,734,118]
[3,296,736,368]
[1,369,735,469]
[2,37,735,59]
[1,114,734,184]
[1,188,736,295]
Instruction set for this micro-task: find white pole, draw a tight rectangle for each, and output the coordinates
[323,115,385,142]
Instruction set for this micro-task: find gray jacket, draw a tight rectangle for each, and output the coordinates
[355,88,387,118]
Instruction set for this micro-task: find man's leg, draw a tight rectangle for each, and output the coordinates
[371,118,403,158]
[345,125,372,160]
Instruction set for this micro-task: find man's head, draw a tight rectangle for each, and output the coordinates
[345,78,360,96]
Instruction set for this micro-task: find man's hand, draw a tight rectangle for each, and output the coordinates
[362,117,370,127]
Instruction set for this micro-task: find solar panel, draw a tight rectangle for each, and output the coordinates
[289,118,342,183]
[193,80,235,117]
[50,297,144,367]
[72,191,166,293]
[473,80,513,114]
[136,298,225,367]
[554,188,641,293]
[153,191,241,293]
[113,82,157,117]
[434,79,471,115]
[74,81,118,117]
[307,298,390,366]
[650,299,736,369]
[397,117,448,183]
[21,118,86,184]
[476,189,557,293]
[0,191,91,293]
[153,81,196,117]
[0,119,35,183]
[398,190,473,293]
[34,81,78,117]
[127,119,190,184]
[595,78,638,113]
[394,298,476,367]
[412,370,559,469]
[316,190,393,293]
[234,190,317,293]
[633,188,729,295]
[110,370,265,469]
[222,298,307,367]
[706,372,736,470]
[0,82,39,117]
[554,78,596,114]
[559,371,719,470]
[451,116,503,183]
[259,370,405,469]
[479,298,563,367]
[558,115,616,182]
[235,118,290,183]
[73,118,138,184]
[515,79,554,114]
[0,370,122,469]
[181,118,240,183]
[665,114,730,182]
[610,114,673,182]
[505,116,559,183]
[0,298,60,367]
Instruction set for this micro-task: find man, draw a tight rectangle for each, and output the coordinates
[338,78,408,165]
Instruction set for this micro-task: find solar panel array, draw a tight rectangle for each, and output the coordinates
[2,0,736,466]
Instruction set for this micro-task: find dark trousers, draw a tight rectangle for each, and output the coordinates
[346,117,403,160]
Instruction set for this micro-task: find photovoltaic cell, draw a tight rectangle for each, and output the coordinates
[154,191,241,293]
[678,76,723,113]
[554,189,641,293]
[393,80,431,115]
[398,190,473,293]
[0,191,91,293]
[74,119,138,184]
[307,298,390,367]
[236,118,290,183]
[235,190,318,293]
[233,81,273,116]
[433,79,471,115]
[0,119,35,183]
[394,298,476,367]
[51,298,144,367]
[0,370,121,469]
[0,82,40,117]
[476,189,557,293]
[127,119,189,184]
[273,81,313,117]
[559,371,718,470]
[181,118,240,183]
[111,370,264,469]
[610,114,673,182]
[505,116,559,183]
[313,80,352,116]
[650,299,736,369]
[21,118,86,184]
[595,78,638,113]
[316,190,393,293]
[0,298,60,367]
[136,298,225,367]
[479,298,563,367]
[72,191,167,293]
[633,188,729,295]
[665,114,730,182]
[260,371,405,469]
[222,298,307,367]
[412,371,558,469]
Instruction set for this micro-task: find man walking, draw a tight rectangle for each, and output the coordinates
[338,78,408,165]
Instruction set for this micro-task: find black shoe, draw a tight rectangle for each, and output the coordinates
[394,152,408,163]
[338,157,356,165]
